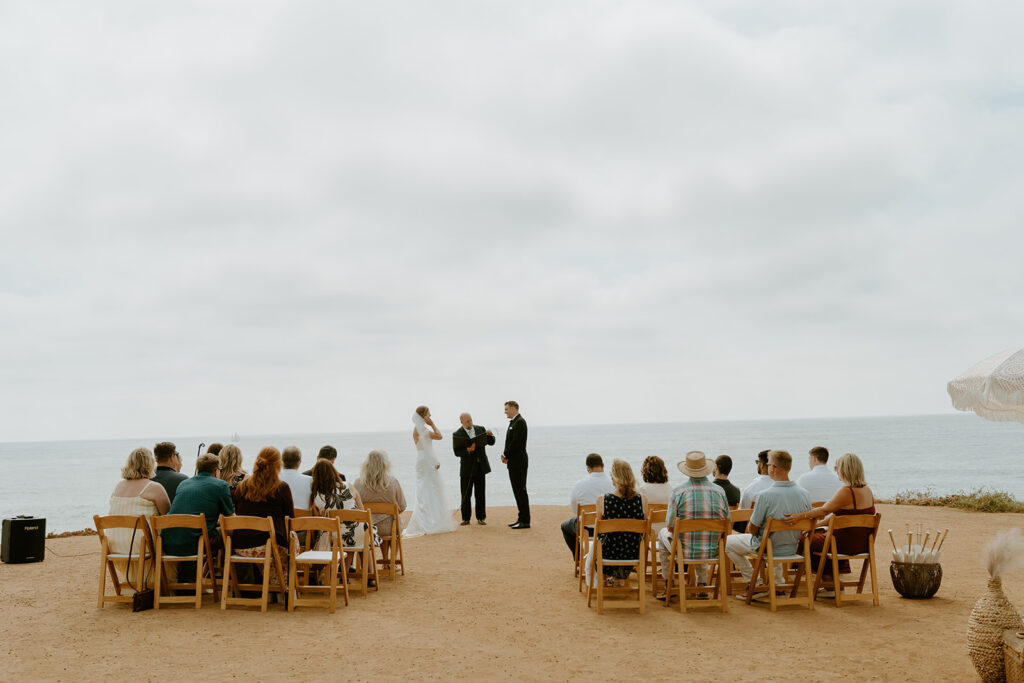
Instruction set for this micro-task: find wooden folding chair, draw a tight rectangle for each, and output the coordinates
[586,518,647,614]
[293,508,313,518]
[93,514,157,608]
[744,518,815,611]
[577,507,598,592]
[663,518,730,613]
[152,514,218,609]
[287,516,349,612]
[811,513,881,607]
[364,502,404,580]
[574,504,597,580]
[644,506,668,597]
[726,508,753,594]
[329,509,379,596]
[219,515,286,612]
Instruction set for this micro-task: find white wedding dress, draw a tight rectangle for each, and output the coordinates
[403,414,457,537]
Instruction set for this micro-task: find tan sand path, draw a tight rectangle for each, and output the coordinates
[2,504,1023,681]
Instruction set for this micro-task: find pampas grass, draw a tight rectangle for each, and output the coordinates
[985,528,1024,578]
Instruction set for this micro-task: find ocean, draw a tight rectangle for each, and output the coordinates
[3,413,1022,533]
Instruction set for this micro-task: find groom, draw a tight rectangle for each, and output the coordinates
[453,412,494,525]
[502,400,530,529]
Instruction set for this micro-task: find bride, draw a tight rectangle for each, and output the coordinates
[403,406,457,537]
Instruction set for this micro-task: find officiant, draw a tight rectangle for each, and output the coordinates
[453,412,495,526]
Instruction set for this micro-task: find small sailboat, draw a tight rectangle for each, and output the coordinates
[231,432,240,442]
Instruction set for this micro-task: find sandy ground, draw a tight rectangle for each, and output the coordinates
[2,504,1022,681]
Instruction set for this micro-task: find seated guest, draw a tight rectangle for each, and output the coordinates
[151,441,188,503]
[796,446,842,503]
[585,459,647,588]
[725,450,811,591]
[639,455,673,505]
[559,453,614,559]
[206,443,224,456]
[713,455,741,506]
[352,449,406,566]
[303,445,346,481]
[161,454,235,582]
[656,451,730,598]
[230,447,294,563]
[109,447,169,582]
[217,444,247,489]
[639,455,673,538]
[279,445,313,510]
[713,455,744,533]
[309,459,378,556]
[784,452,875,592]
[739,450,772,509]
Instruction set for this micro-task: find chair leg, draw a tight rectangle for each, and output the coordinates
[288,555,297,612]
[220,557,231,609]
[831,539,842,607]
[260,552,271,612]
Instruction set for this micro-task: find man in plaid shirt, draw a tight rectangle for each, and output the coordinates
[657,451,730,596]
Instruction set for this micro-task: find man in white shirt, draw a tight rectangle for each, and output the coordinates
[739,450,773,509]
[796,446,842,504]
[279,445,313,510]
[560,453,614,559]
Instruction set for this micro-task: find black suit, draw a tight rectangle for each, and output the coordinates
[453,425,494,522]
[503,414,529,524]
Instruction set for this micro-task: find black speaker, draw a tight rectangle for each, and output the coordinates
[2,516,46,563]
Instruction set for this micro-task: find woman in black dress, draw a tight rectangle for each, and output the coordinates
[593,459,648,586]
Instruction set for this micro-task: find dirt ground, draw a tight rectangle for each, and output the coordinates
[2,504,1021,681]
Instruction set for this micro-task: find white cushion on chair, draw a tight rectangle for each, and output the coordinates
[602,559,641,565]
[295,551,336,563]
[769,554,804,562]
[161,554,199,560]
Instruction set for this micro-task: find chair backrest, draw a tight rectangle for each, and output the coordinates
[828,513,880,533]
[329,508,372,524]
[220,515,274,535]
[364,502,400,518]
[647,503,668,515]
[729,509,753,525]
[762,517,814,537]
[580,510,597,527]
[728,504,738,510]
[672,518,731,534]
[292,508,314,518]
[647,507,667,526]
[94,514,156,547]
[151,514,207,533]
[287,516,343,534]
[576,503,597,519]
[594,518,646,535]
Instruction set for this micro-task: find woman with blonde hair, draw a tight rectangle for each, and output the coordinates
[586,459,647,587]
[217,444,246,488]
[107,447,170,575]
[352,449,407,564]
[784,452,875,591]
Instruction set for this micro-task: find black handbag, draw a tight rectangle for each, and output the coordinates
[124,518,154,612]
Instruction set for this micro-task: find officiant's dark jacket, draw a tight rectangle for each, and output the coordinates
[453,425,494,477]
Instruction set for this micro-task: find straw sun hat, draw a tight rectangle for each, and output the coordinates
[677,450,714,478]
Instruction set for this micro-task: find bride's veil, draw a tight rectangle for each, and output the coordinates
[412,411,427,432]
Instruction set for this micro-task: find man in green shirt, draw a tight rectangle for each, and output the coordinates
[161,454,234,582]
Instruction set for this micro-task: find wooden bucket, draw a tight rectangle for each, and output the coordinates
[889,561,942,599]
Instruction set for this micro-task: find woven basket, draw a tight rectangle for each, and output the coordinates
[968,577,1021,682]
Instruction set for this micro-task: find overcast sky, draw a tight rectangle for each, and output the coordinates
[2,1,1022,442]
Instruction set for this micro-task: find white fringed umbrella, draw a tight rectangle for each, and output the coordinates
[948,347,1024,423]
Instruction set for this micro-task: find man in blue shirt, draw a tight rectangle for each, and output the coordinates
[161,454,234,583]
[725,449,811,592]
